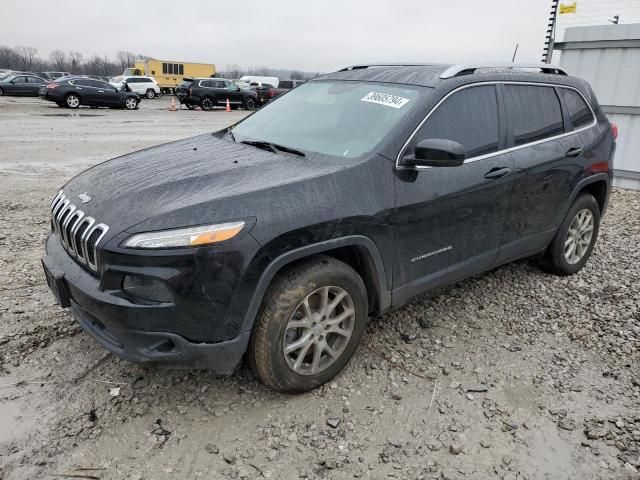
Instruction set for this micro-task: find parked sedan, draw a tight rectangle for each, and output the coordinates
[40,77,140,109]
[0,74,47,96]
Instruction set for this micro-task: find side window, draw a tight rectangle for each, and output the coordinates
[224,81,235,89]
[559,88,594,129]
[162,63,168,75]
[503,85,564,146]
[411,85,500,158]
[178,64,184,75]
[215,81,226,88]
[13,76,26,83]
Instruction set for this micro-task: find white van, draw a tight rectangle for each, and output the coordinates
[239,76,279,88]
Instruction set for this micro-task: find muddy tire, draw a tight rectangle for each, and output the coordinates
[539,193,600,276]
[249,256,368,393]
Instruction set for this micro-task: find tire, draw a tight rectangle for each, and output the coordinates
[539,193,600,276]
[65,93,80,109]
[145,89,155,99]
[124,97,138,110]
[244,97,256,110]
[200,96,215,111]
[249,256,368,393]
[0,87,4,96]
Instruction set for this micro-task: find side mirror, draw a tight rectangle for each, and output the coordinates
[402,139,466,168]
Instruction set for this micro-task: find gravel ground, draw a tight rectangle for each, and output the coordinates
[0,97,639,480]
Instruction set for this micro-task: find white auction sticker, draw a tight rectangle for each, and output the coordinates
[361,92,410,109]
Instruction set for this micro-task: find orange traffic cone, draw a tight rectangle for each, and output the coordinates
[225,98,231,112]
[169,97,177,112]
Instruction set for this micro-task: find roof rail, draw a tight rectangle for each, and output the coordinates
[333,63,441,73]
[439,63,568,79]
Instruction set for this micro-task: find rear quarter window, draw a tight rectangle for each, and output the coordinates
[503,85,564,146]
[559,88,594,129]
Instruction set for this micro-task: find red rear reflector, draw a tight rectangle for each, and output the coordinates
[611,122,618,140]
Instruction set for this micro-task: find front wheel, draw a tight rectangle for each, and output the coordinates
[249,256,368,393]
[124,97,139,110]
[539,193,601,276]
[244,97,256,110]
[65,94,80,109]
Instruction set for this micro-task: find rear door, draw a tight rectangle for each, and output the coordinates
[497,83,593,261]
[393,84,515,304]
[9,76,28,95]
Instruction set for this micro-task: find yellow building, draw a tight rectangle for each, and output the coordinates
[124,59,216,92]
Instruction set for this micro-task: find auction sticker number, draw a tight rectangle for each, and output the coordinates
[361,92,410,109]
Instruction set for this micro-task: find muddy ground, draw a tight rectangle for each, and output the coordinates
[0,96,638,480]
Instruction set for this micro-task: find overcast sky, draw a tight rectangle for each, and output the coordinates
[2,0,638,72]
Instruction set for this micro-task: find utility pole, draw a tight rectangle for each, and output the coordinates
[609,14,620,24]
[542,0,559,63]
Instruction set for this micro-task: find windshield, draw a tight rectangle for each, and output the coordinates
[231,81,428,158]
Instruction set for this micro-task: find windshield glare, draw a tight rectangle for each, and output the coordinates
[231,81,427,158]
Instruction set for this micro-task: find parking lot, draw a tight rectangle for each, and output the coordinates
[0,96,639,479]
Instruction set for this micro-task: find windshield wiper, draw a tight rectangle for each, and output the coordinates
[240,140,306,157]
[226,129,236,142]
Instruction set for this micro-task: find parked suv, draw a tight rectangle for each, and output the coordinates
[42,63,616,393]
[175,77,258,111]
[111,76,161,99]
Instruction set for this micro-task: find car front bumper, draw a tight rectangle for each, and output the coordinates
[42,233,256,372]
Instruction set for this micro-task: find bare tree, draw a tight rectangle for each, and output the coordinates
[14,46,37,70]
[0,46,20,69]
[68,51,83,72]
[116,51,137,71]
[49,50,67,71]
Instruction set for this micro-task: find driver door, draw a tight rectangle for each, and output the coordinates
[392,84,515,304]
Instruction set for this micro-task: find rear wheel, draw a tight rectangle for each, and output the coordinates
[124,97,138,110]
[145,89,156,99]
[249,256,368,393]
[539,193,600,276]
[200,96,215,111]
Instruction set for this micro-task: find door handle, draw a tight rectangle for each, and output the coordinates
[566,147,584,158]
[484,167,511,180]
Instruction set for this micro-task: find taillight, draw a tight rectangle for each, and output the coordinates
[269,88,275,98]
[611,122,618,140]
[47,82,59,89]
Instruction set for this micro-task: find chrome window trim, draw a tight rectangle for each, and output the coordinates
[395,81,598,170]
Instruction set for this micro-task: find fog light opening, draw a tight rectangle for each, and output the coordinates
[122,275,173,304]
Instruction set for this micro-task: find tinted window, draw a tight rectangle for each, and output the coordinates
[162,63,168,74]
[504,85,564,146]
[178,64,184,75]
[12,76,27,83]
[28,76,43,83]
[74,79,92,86]
[279,80,293,89]
[559,88,594,129]
[412,85,499,158]
[215,81,226,88]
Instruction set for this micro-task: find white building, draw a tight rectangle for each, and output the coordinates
[557,24,640,190]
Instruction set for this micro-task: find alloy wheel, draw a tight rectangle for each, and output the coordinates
[66,95,79,108]
[125,98,138,110]
[201,97,214,111]
[564,208,594,264]
[283,286,355,375]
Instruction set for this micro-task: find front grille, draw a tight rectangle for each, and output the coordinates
[50,190,109,272]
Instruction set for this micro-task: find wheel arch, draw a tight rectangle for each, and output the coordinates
[240,236,391,333]
[568,173,611,216]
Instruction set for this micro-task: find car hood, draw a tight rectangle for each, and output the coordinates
[60,134,355,239]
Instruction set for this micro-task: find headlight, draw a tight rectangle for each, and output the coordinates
[122,221,245,249]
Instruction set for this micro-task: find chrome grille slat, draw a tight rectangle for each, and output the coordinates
[49,190,109,273]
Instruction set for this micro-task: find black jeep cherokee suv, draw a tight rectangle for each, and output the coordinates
[175,77,258,111]
[42,63,616,393]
